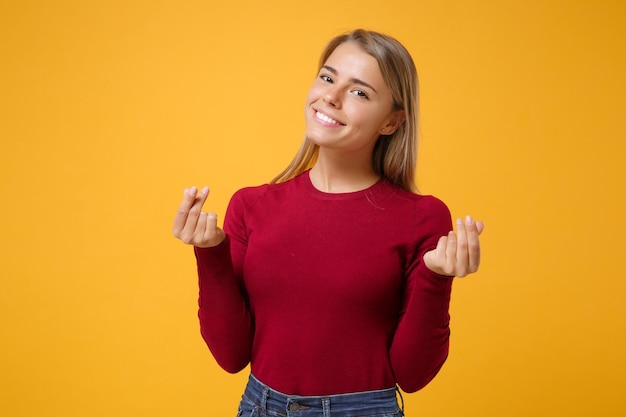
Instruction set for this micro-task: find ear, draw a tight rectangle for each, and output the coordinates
[379,110,406,135]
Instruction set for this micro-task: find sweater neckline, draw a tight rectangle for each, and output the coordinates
[299,170,389,201]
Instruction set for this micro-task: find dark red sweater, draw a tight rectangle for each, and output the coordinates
[194,171,454,395]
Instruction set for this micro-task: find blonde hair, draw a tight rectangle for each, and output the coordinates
[271,29,420,192]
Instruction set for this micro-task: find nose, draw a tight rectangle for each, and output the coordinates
[323,85,342,108]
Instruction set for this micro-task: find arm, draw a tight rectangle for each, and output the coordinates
[194,239,253,373]
[173,186,254,373]
[389,198,454,392]
[390,199,485,392]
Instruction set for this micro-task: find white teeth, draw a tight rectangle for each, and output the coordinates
[316,111,340,125]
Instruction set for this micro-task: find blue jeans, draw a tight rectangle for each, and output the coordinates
[236,374,404,417]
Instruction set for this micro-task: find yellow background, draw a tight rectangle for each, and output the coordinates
[1,1,625,416]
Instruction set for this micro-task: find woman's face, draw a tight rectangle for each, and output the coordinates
[305,42,403,156]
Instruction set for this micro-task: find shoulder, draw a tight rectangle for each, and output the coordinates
[384,183,450,218]
[377,184,453,240]
[416,194,451,220]
[379,186,453,257]
[229,179,293,210]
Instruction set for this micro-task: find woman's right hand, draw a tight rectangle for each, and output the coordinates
[172,186,226,248]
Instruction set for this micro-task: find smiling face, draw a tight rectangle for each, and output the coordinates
[304,42,404,157]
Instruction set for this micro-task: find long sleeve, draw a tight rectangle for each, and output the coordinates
[389,197,454,393]
[195,189,256,373]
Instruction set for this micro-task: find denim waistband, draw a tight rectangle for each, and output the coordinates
[241,374,404,417]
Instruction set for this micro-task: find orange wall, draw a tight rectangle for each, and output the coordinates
[1,1,625,416]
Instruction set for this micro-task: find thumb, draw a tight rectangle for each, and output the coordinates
[424,235,447,270]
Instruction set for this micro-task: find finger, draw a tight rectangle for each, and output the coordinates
[178,186,210,242]
[192,211,208,245]
[445,229,457,275]
[423,235,447,275]
[476,220,485,235]
[203,212,224,246]
[203,212,217,240]
[435,234,447,254]
[173,187,199,237]
[428,235,447,263]
[182,186,209,234]
[454,217,470,277]
[465,216,481,273]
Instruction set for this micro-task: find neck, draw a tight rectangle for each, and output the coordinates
[309,150,380,193]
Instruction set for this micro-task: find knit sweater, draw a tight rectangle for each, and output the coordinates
[194,170,454,395]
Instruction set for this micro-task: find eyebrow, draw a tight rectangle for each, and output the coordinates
[321,65,378,93]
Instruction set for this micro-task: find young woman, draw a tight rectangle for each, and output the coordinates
[173,29,484,417]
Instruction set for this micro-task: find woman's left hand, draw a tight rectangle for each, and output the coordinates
[423,216,485,277]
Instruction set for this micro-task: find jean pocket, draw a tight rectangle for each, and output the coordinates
[237,398,260,417]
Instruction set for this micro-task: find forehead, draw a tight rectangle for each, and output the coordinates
[323,42,386,88]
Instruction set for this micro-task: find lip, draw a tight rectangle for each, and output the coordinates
[312,108,345,127]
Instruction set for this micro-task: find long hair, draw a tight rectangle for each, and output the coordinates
[271,29,420,192]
